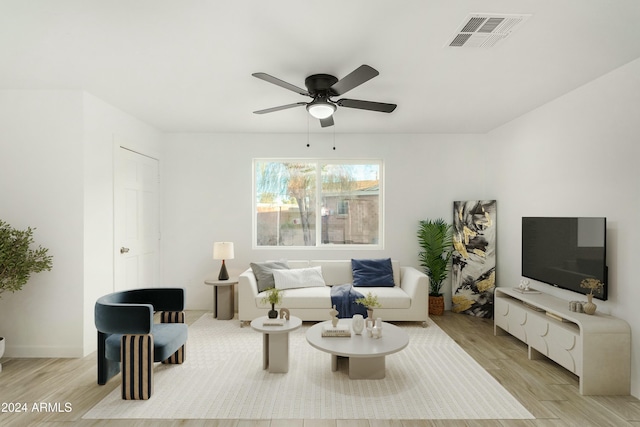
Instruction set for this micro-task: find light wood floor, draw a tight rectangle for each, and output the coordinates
[0,310,638,426]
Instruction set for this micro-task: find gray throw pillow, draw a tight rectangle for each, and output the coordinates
[250,261,290,292]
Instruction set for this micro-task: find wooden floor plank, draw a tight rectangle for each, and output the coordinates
[0,310,637,427]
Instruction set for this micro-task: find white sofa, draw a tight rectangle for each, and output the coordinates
[238,260,429,324]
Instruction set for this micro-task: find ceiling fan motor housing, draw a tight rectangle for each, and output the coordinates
[305,74,339,97]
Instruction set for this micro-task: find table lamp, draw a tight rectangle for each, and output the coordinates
[213,242,234,280]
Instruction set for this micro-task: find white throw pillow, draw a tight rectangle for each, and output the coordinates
[273,266,326,290]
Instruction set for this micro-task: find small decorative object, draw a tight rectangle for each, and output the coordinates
[355,292,381,319]
[352,314,364,335]
[279,308,290,320]
[268,306,278,319]
[580,278,603,315]
[583,294,597,315]
[365,318,374,337]
[330,305,339,327]
[371,318,383,339]
[261,287,284,319]
[213,241,234,281]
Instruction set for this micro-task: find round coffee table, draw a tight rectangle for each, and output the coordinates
[251,315,302,373]
[306,319,409,379]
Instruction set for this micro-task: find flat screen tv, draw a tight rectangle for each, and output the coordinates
[522,217,607,300]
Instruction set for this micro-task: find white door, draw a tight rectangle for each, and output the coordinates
[114,147,160,291]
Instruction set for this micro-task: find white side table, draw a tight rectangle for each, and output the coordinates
[204,277,238,320]
[251,315,302,373]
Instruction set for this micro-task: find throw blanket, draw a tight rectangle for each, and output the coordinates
[330,284,368,318]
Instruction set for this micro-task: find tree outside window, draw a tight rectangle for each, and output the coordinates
[254,160,382,248]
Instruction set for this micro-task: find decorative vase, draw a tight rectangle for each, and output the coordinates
[429,295,445,316]
[583,293,597,315]
[268,304,278,319]
[367,308,374,319]
[352,314,364,335]
[371,317,383,338]
[365,318,374,337]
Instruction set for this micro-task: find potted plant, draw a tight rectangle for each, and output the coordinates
[580,278,603,315]
[356,291,381,319]
[417,218,453,316]
[261,287,284,318]
[0,220,53,358]
[0,220,53,296]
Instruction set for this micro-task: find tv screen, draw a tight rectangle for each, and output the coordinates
[522,217,607,300]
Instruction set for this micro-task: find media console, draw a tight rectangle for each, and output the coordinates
[494,287,630,395]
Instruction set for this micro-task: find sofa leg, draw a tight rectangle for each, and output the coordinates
[160,311,186,364]
[121,334,154,400]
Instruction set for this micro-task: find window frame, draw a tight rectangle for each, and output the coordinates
[252,158,384,250]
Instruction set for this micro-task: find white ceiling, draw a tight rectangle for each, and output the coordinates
[2,0,640,134]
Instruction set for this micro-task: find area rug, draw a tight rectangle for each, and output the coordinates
[83,315,534,420]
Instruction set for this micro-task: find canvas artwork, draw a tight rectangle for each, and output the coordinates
[451,200,497,318]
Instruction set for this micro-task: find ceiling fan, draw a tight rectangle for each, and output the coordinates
[252,64,397,128]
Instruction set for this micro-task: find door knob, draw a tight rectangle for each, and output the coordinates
[120,247,130,254]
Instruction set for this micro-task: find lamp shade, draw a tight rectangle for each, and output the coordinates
[213,242,234,260]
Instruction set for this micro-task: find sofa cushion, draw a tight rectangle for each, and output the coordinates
[351,258,395,287]
[273,266,326,290]
[354,286,411,309]
[257,286,332,309]
[250,261,289,292]
[105,323,188,362]
[308,260,354,286]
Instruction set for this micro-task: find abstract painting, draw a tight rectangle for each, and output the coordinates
[451,200,496,318]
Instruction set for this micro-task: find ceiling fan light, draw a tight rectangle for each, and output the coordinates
[306,101,336,119]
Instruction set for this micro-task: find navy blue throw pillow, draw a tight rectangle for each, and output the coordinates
[351,258,395,287]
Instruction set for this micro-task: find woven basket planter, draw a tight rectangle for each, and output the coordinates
[429,295,445,316]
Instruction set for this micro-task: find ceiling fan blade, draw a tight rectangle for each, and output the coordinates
[337,98,397,113]
[330,65,379,96]
[320,116,334,128]
[252,72,309,96]
[253,102,307,114]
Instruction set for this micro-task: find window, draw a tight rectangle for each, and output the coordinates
[254,160,383,248]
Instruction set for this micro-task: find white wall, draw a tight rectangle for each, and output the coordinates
[485,58,640,395]
[161,132,485,310]
[0,90,162,357]
[0,90,85,357]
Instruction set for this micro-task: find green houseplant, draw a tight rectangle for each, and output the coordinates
[261,287,284,318]
[0,220,53,297]
[356,291,381,318]
[417,218,453,315]
[0,220,53,359]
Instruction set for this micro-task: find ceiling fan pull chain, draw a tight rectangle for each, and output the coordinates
[306,114,310,148]
[332,125,336,151]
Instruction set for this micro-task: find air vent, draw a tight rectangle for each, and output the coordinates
[447,13,531,48]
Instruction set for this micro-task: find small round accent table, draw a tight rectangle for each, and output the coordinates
[306,319,409,379]
[204,277,238,320]
[251,315,302,373]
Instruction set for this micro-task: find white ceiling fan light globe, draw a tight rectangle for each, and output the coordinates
[306,101,336,119]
